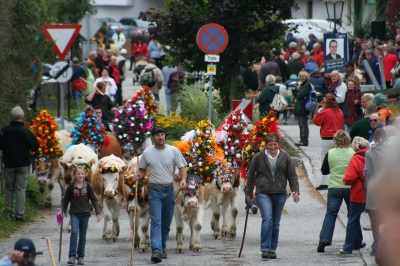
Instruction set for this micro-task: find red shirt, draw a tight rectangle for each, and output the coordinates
[312,50,324,68]
[131,43,149,57]
[343,148,369,203]
[382,53,398,81]
[312,107,344,138]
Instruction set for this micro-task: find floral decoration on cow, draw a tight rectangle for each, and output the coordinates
[240,110,279,178]
[99,166,120,174]
[131,85,158,120]
[125,175,147,206]
[174,119,226,185]
[215,109,250,168]
[219,165,236,183]
[30,110,63,157]
[69,106,107,149]
[112,99,153,159]
[185,174,201,197]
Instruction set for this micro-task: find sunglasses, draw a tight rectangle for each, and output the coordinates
[370,119,379,122]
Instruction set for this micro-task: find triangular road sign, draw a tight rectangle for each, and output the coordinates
[41,24,82,60]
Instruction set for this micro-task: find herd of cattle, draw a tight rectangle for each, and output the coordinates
[32,130,241,253]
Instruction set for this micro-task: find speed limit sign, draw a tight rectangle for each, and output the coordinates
[207,64,216,75]
[49,61,73,83]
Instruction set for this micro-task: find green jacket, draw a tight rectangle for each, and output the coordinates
[325,147,354,188]
[256,84,280,116]
[292,81,311,116]
[349,117,372,141]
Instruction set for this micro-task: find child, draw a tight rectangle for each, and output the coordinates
[62,165,101,265]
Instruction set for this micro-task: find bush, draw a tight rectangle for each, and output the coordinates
[176,84,210,121]
[155,115,197,140]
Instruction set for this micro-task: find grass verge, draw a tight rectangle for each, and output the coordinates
[0,175,41,239]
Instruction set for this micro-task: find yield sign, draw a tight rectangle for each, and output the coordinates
[232,100,252,122]
[41,24,82,60]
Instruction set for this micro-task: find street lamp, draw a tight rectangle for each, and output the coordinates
[323,0,345,34]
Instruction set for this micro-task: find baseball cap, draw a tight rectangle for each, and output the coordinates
[344,61,354,68]
[151,126,165,136]
[14,238,43,256]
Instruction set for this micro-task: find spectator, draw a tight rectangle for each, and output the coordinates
[357,41,368,66]
[311,43,324,68]
[342,62,360,88]
[0,106,39,222]
[94,67,117,100]
[246,132,300,260]
[273,50,288,81]
[148,38,163,69]
[117,48,127,86]
[312,93,344,190]
[162,65,178,115]
[364,128,388,257]
[329,71,349,118]
[299,49,309,65]
[374,45,383,58]
[139,58,163,101]
[167,67,185,114]
[283,74,299,123]
[364,34,373,49]
[275,76,291,124]
[0,238,42,266]
[106,23,114,38]
[388,39,395,47]
[256,74,281,117]
[352,42,362,62]
[85,62,96,94]
[94,47,105,77]
[85,82,118,121]
[372,93,393,125]
[105,39,120,57]
[317,130,354,253]
[368,112,385,143]
[297,38,305,51]
[292,71,312,146]
[284,42,297,61]
[364,50,381,86]
[71,57,88,107]
[305,56,318,74]
[309,69,328,102]
[359,93,374,119]
[383,46,398,88]
[287,52,304,78]
[373,39,382,49]
[390,51,400,86]
[108,56,122,106]
[131,36,149,58]
[111,27,126,50]
[284,33,297,48]
[258,53,281,91]
[350,103,377,141]
[307,34,317,52]
[87,51,96,65]
[340,137,370,254]
[93,105,110,131]
[344,78,362,133]
[241,65,259,93]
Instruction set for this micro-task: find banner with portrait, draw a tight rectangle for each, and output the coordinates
[323,33,349,73]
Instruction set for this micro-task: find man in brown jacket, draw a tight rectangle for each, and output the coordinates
[140,59,164,101]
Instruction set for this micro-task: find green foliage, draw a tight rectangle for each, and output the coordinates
[0,175,40,238]
[45,0,95,23]
[386,1,400,34]
[141,0,297,112]
[0,0,54,127]
[176,84,210,121]
[155,114,197,140]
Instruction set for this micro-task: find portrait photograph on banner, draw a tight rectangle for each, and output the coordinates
[323,33,349,73]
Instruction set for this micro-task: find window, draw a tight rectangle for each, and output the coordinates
[307,1,313,19]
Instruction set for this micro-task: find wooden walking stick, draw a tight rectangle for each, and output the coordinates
[238,172,257,258]
[79,77,104,95]
[130,156,140,266]
[59,199,63,262]
[46,237,57,266]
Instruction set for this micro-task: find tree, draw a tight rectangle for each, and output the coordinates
[140,0,297,111]
[386,0,400,34]
[45,0,95,24]
[0,0,53,127]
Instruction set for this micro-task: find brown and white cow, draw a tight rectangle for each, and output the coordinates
[33,130,72,207]
[209,166,240,240]
[98,132,123,159]
[124,156,151,252]
[92,155,127,242]
[174,173,213,253]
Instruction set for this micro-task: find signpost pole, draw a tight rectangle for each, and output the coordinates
[209,74,213,121]
[86,12,91,58]
[60,83,65,130]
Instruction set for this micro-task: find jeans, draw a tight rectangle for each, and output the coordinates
[153,93,159,101]
[319,188,350,244]
[69,213,90,259]
[344,124,353,133]
[73,91,82,107]
[368,210,380,253]
[115,84,122,106]
[148,185,175,254]
[256,193,287,252]
[297,115,309,144]
[5,166,30,218]
[243,187,257,209]
[320,139,334,185]
[280,110,293,122]
[343,202,365,253]
[165,87,171,115]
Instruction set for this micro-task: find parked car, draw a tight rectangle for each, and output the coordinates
[119,17,152,33]
[96,17,117,24]
[99,21,137,37]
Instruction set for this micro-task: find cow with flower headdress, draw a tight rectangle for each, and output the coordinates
[173,119,225,253]
[92,154,127,242]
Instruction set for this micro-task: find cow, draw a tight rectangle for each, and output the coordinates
[92,154,127,242]
[98,132,123,159]
[124,156,151,252]
[209,166,240,240]
[33,130,71,208]
[174,173,214,253]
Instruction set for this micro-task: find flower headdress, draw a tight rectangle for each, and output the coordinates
[131,85,158,120]
[124,175,147,205]
[69,106,106,148]
[241,110,280,178]
[30,110,63,158]
[174,119,226,185]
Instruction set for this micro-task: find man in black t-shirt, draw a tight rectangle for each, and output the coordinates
[84,82,118,121]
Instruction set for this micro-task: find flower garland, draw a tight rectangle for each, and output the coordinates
[185,174,201,197]
[99,166,119,174]
[125,175,147,206]
[30,110,63,158]
[216,109,249,168]
[219,165,236,183]
[70,106,106,148]
[131,85,158,121]
[240,110,279,178]
[174,119,226,185]
[70,162,91,174]
[112,99,153,158]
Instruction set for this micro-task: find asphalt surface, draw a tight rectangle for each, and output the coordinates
[0,67,376,265]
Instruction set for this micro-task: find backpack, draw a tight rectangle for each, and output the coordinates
[140,67,156,87]
[305,89,318,112]
[270,91,287,112]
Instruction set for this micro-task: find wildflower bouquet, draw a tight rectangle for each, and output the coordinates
[30,110,63,158]
[174,119,226,184]
[240,110,279,178]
